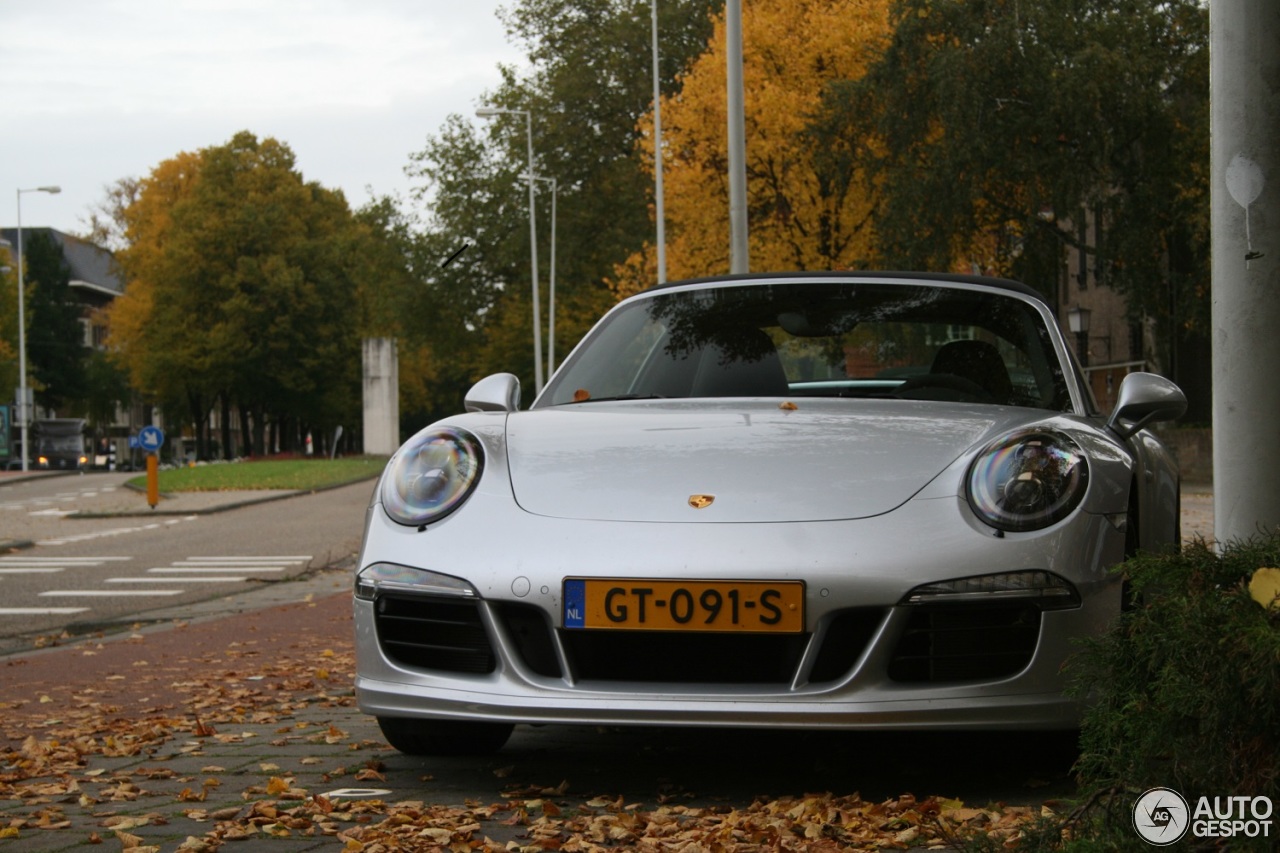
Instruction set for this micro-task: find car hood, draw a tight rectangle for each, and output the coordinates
[503,400,1036,523]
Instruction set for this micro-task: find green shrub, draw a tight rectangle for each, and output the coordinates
[1060,533,1280,848]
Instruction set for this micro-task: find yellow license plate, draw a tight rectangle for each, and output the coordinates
[563,579,804,633]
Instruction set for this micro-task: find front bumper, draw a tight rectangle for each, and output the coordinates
[354,493,1124,732]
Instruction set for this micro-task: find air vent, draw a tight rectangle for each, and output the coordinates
[375,594,495,674]
[888,603,1040,682]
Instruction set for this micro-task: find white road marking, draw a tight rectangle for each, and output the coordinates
[0,556,131,575]
[0,556,132,563]
[178,556,312,562]
[0,607,91,615]
[106,576,247,583]
[3,554,309,615]
[150,567,285,573]
[39,590,184,597]
[38,517,196,545]
[147,555,312,576]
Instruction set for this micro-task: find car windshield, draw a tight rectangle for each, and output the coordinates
[38,435,83,452]
[539,280,1071,411]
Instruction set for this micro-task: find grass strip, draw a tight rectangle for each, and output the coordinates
[126,456,387,492]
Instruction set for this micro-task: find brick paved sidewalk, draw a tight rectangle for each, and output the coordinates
[0,586,384,851]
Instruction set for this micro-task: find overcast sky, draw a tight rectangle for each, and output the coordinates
[1,0,526,236]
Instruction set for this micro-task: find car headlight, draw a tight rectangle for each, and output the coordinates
[381,427,483,527]
[966,430,1088,532]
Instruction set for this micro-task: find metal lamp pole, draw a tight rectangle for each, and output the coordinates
[519,173,559,377]
[726,0,748,274]
[651,0,666,283]
[476,107,544,393]
[15,185,61,472]
[542,175,558,376]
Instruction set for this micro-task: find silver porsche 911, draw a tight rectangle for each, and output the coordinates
[354,272,1186,755]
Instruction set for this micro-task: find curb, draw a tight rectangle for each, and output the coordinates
[71,473,378,518]
[70,487,308,518]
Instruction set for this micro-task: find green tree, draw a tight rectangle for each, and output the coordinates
[82,348,130,432]
[23,230,89,412]
[400,0,719,416]
[108,132,368,459]
[0,241,17,403]
[809,0,1209,332]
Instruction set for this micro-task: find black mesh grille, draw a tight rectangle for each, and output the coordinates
[374,594,495,674]
[561,629,809,684]
[887,603,1041,682]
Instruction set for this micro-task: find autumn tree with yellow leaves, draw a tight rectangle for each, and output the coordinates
[614,0,892,295]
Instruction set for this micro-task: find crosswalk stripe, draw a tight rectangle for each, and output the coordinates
[0,607,91,615]
[0,556,131,563]
[178,556,311,562]
[107,577,247,583]
[150,567,285,573]
[169,562,295,568]
[39,590,183,597]
[0,568,63,574]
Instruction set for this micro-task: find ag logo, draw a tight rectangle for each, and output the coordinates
[1133,787,1190,845]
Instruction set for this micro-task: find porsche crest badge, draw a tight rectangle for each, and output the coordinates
[688,494,715,509]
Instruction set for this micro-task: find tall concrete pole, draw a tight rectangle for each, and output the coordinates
[476,107,543,394]
[1210,0,1280,544]
[522,110,545,394]
[652,0,667,284]
[726,0,748,274]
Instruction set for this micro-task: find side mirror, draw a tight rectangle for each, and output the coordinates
[465,373,521,413]
[1106,373,1187,439]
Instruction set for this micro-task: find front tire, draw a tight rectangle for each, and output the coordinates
[376,717,514,756]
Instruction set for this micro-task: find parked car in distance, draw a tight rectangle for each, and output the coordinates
[354,272,1186,755]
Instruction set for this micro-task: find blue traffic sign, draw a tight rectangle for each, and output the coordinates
[138,425,165,453]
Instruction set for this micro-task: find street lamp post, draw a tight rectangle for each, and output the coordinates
[524,175,558,377]
[651,0,666,283]
[476,107,544,394]
[726,0,748,273]
[14,185,61,472]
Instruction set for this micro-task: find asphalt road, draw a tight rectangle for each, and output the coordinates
[0,471,372,648]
